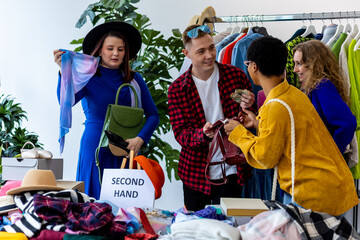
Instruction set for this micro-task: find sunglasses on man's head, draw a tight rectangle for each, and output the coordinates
[187,25,212,39]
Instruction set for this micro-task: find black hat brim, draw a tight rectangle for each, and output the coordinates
[82,21,142,60]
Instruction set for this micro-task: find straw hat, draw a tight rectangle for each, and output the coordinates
[188,15,200,26]
[134,156,165,199]
[82,21,142,60]
[197,6,223,32]
[7,169,64,195]
[0,195,18,214]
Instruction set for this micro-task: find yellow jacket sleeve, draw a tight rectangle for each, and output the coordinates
[229,102,288,169]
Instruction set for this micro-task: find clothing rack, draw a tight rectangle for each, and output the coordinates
[215,11,360,23]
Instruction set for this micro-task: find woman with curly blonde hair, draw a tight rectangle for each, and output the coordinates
[293,40,356,153]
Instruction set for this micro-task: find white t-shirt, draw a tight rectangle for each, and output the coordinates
[192,64,237,179]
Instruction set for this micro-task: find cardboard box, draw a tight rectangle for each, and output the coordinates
[2,157,63,180]
[56,180,85,193]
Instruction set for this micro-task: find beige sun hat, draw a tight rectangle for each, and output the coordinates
[188,15,200,26]
[0,195,18,214]
[7,169,64,195]
[197,6,223,32]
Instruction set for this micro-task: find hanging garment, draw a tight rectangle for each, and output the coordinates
[285,28,306,44]
[348,39,360,179]
[314,33,323,40]
[251,26,269,36]
[339,28,359,97]
[347,39,360,129]
[344,135,359,168]
[212,31,230,45]
[231,33,263,98]
[285,36,313,88]
[331,33,348,61]
[221,33,246,64]
[217,34,245,63]
[321,24,337,44]
[215,33,240,60]
[339,32,359,171]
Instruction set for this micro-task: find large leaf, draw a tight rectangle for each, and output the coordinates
[75,3,101,28]
[101,0,126,8]
[0,95,27,133]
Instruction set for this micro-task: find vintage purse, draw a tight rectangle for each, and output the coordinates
[205,117,247,185]
[95,83,145,164]
[20,141,53,159]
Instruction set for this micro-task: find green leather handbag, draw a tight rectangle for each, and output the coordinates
[95,83,145,170]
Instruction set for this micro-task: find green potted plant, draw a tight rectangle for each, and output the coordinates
[0,94,42,180]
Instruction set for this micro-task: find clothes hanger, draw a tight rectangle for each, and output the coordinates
[257,15,269,36]
[343,20,358,45]
[354,11,360,42]
[301,17,317,38]
[321,15,327,34]
[224,18,233,34]
[237,15,247,33]
[348,12,359,38]
[349,18,360,51]
[225,26,233,33]
[350,23,359,37]
[353,25,360,51]
[326,19,344,46]
[343,13,352,34]
[300,18,306,29]
[242,17,250,34]
[239,26,247,33]
[230,21,241,35]
[225,16,234,34]
[343,23,352,34]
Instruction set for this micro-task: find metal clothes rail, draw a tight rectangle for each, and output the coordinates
[215,11,360,23]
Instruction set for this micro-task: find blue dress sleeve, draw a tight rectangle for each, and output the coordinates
[310,80,357,153]
[134,73,160,144]
[56,72,86,105]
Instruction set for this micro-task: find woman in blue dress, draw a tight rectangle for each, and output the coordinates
[54,22,159,199]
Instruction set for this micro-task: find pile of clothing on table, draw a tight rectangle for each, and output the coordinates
[0,169,169,240]
[162,201,360,240]
[0,169,359,240]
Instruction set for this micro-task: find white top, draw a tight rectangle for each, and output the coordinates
[192,64,237,179]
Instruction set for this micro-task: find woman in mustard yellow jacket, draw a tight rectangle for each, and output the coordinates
[225,36,358,216]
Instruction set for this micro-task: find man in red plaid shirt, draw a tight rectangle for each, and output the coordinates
[168,24,256,211]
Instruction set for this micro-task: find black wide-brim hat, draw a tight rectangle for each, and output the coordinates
[82,21,142,59]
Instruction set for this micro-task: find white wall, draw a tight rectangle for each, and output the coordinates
[0,0,359,216]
